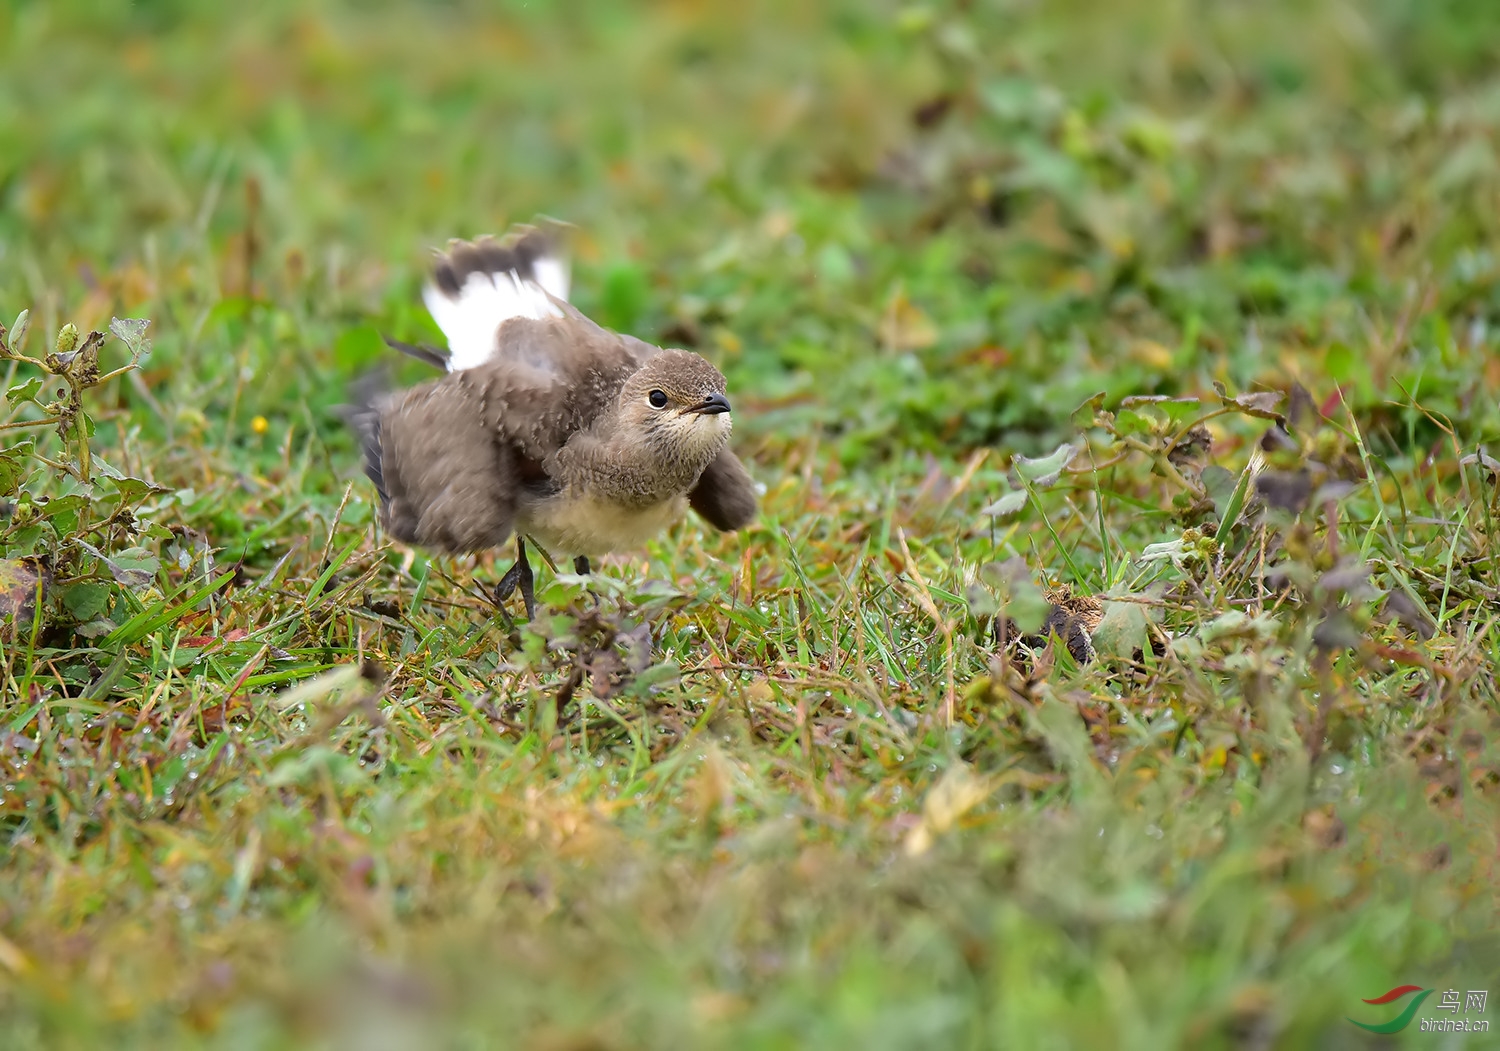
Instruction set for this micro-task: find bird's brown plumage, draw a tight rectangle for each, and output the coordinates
[346,226,757,565]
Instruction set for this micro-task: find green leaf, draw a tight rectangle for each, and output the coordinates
[1212,461,1257,547]
[1012,443,1078,488]
[7,309,30,352]
[75,618,117,639]
[1114,408,1158,436]
[816,243,855,286]
[75,540,160,590]
[62,581,111,620]
[979,489,1028,517]
[80,651,132,699]
[0,442,33,494]
[201,297,252,336]
[1201,465,1238,521]
[6,524,46,551]
[1071,390,1109,428]
[630,661,682,694]
[1119,395,1201,423]
[106,475,172,508]
[101,568,235,649]
[1214,386,1285,420]
[154,755,187,796]
[1091,584,1161,660]
[89,454,124,480]
[305,533,363,602]
[6,377,43,405]
[37,493,90,535]
[981,77,1060,125]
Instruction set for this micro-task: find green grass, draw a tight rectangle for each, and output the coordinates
[3,0,1500,1046]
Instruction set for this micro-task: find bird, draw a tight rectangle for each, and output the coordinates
[344,223,758,620]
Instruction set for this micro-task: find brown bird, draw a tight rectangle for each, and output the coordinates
[346,225,757,618]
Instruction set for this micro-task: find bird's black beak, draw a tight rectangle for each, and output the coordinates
[689,393,732,416]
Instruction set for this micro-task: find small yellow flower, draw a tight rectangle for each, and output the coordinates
[251,415,269,435]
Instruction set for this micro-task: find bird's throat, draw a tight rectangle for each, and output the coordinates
[567,424,727,508]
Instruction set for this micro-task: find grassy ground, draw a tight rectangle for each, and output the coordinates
[3,0,1500,1046]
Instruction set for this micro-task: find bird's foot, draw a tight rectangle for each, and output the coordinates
[492,538,536,621]
[571,555,601,607]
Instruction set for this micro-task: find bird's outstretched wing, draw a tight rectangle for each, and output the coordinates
[421,226,572,371]
[468,315,642,464]
[416,224,665,376]
[347,372,519,554]
[689,449,758,531]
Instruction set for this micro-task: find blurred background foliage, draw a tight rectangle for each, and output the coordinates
[7,0,1500,468]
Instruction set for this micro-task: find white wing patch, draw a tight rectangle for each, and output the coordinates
[531,256,570,303]
[423,255,571,372]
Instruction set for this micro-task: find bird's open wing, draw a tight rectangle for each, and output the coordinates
[421,226,573,371]
[469,315,642,463]
[351,373,520,555]
[689,448,758,531]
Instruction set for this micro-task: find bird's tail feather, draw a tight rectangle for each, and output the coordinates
[338,368,392,508]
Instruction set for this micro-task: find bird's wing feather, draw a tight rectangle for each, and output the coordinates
[382,334,450,371]
[423,227,572,371]
[369,375,520,554]
[472,315,643,462]
[688,449,758,531]
[546,297,663,366]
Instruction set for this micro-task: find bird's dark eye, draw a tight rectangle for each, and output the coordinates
[648,389,668,409]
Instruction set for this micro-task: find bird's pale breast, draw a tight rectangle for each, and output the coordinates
[521,491,689,558]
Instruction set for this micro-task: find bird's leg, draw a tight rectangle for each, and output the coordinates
[493,536,536,621]
[570,555,601,608]
[516,538,536,620]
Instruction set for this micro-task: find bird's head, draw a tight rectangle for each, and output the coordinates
[615,349,733,471]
